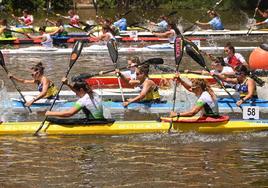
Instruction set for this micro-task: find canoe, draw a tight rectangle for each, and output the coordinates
[0,36,206,45]
[0,45,256,55]
[0,116,268,135]
[86,73,216,88]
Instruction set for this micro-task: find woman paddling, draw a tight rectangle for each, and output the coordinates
[196,10,224,30]
[170,77,219,118]
[254,8,268,27]
[45,78,104,119]
[60,9,80,27]
[223,65,258,107]
[8,62,58,107]
[0,19,13,38]
[95,24,116,42]
[12,9,34,26]
[116,65,160,107]
[27,26,53,48]
[152,23,176,43]
[150,15,169,32]
[121,56,141,80]
[45,19,68,37]
[224,43,247,69]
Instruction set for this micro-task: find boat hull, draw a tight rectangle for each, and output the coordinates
[0,119,268,135]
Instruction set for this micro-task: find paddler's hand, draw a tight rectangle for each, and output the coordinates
[123,101,129,107]
[45,111,52,116]
[7,73,13,79]
[56,14,61,17]
[61,77,68,85]
[173,73,181,82]
[184,70,189,73]
[236,99,244,107]
[170,111,179,118]
[115,69,122,77]
[195,20,200,24]
[25,99,35,107]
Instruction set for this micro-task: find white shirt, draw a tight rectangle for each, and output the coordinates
[41,33,53,48]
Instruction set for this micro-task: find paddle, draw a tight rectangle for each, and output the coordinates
[92,0,98,16]
[72,58,164,81]
[183,0,224,33]
[168,35,185,132]
[107,39,125,102]
[33,41,84,136]
[128,22,150,31]
[0,51,32,113]
[247,0,262,36]
[5,28,31,39]
[184,39,242,110]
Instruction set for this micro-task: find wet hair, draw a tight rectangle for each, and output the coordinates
[225,42,235,54]
[73,80,94,97]
[137,64,150,76]
[128,56,141,65]
[39,26,46,32]
[191,79,217,101]
[235,64,250,75]
[31,62,44,74]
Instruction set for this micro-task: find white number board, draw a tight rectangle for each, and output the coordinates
[243,106,259,120]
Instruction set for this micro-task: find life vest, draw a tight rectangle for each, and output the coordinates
[228,55,242,68]
[234,78,258,98]
[37,82,58,99]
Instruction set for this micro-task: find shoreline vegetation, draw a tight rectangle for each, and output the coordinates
[1,0,267,12]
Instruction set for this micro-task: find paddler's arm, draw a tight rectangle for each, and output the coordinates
[236,79,256,106]
[174,74,192,92]
[45,107,79,117]
[8,73,35,84]
[123,80,152,107]
[62,77,76,93]
[170,105,202,117]
[254,21,266,26]
[256,8,265,17]
[45,18,57,26]
[195,20,210,27]
[152,30,172,38]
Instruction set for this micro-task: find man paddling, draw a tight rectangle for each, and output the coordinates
[195,10,224,30]
[12,9,34,26]
[254,8,268,27]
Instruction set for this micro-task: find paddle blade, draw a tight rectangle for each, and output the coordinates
[69,41,84,68]
[0,51,5,67]
[142,58,164,65]
[107,39,118,66]
[171,23,182,36]
[185,39,208,71]
[174,37,184,67]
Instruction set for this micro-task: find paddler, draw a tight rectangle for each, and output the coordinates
[60,9,80,27]
[45,19,68,37]
[195,10,224,30]
[170,78,219,118]
[27,26,53,48]
[254,8,268,27]
[149,15,169,32]
[116,65,161,107]
[8,62,58,107]
[152,23,176,43]
[45,78,104,119]
[95,24,116,42]
[223,64,258,107]
[223,43,247,69]
[0,19,13,38]
[113,15,127,31]
[121,56,141,80]
[12,9,34,26]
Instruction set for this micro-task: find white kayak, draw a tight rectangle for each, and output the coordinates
[1,44,257,55]
[118,30,268,37]
[7,87,239,102]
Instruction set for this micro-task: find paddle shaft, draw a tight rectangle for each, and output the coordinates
[247,0,262,36]
[1,65,32,113]
[5,28,31,38]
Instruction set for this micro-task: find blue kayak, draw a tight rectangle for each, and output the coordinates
[10,98,268,113]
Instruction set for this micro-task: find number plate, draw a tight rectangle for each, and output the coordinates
[243,106,259,120]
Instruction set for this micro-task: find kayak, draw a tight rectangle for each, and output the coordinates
[0,36,206,45]
[0,45,256,55]
[9,97,268,113]
[86,73,216,88]
[0,116,268,135]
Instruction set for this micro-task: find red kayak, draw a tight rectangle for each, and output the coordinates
[85,73,215,89]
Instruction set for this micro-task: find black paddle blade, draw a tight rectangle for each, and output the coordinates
[185,39,209,71]
[69,41,84,68]
[0,51,5,67]
[174,37,184,66]
[107,39,118,65]
[142,58,164,65]
[171,23,182,36]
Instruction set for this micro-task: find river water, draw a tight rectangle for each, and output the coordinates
[0,8,268,187]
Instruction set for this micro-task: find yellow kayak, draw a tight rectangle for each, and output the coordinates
[0,116,268,135]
